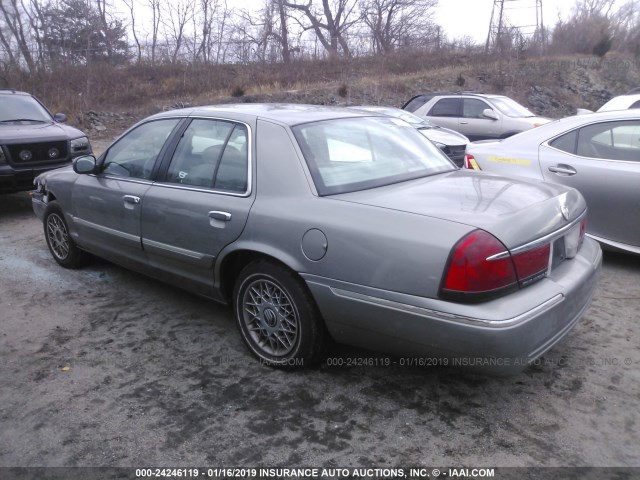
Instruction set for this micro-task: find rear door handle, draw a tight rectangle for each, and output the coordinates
[548,164,577,176]
[123,195,141,204]
[208,211,232,221]
[460,121,469,125]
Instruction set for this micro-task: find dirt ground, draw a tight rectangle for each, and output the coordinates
[0,187,639,468]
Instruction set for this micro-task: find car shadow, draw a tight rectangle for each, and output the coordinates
[602,249,640,270]
[0,191,35,219]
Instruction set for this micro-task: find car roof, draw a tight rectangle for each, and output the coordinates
[598,94,640,112]
[401,92,505,111]
[348,105,401,114]
[491,108,640,146]
[556,108,639,124]
[149,103,381,127]
[0,89,31,96]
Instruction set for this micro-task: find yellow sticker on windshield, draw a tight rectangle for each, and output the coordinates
[487,155,531,166]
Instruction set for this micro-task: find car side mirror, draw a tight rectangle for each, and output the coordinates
[54,113,67,123]
[73,155,98,174]
[482,109,499,120]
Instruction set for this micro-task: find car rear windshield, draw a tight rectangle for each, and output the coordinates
[0,95,52,123]
[292,116,455,196]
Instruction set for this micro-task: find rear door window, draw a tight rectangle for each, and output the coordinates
[577,121,640,161]
[165,119,249,193]
[429,98,461,117]
[549,129,578,154]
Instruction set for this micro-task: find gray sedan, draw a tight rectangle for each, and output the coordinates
[465,109,639,255]
[32,104,601,372]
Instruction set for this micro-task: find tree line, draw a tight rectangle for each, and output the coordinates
[0,0,639,74]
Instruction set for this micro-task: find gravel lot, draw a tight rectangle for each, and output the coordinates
[0,189,639,469]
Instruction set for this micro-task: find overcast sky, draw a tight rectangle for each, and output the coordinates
[436,0,575,43]
[112,0,579,46]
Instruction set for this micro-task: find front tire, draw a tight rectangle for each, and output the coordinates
[44,202,85,268]
[233,260,326,369]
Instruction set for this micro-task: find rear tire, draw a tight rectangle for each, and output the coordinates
[233,260,326,369]
[44,202,86,268]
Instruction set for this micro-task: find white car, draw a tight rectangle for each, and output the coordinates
[577,91,640,115]
[464,109,640,255]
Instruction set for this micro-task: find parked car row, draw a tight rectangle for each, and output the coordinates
[398,88,639,255]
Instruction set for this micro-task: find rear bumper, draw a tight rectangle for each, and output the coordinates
[304,238,602,374]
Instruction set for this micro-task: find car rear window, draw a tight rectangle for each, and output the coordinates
[292,117,455,195]
[402,95,433,112]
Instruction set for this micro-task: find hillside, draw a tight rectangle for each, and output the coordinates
[28,52,637,140]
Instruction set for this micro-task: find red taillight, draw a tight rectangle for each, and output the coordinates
[441,230,517,302]
[441,230,551,303]
[512,243,551,286]
[463,154,481,170]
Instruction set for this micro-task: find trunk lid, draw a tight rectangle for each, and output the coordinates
[331,170,586,249]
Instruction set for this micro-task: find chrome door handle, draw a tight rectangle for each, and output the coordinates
[208,211,232,221]
[548,165,577,176]
[123,195,141,204]
[460,121,469,125]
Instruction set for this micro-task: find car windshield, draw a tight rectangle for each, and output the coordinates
[0,95,52,123]
[292,116,455,195]
[490,97,535,118]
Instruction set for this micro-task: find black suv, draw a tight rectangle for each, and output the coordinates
[0,89,91,193]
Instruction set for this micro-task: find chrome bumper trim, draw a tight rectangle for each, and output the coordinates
[330,287,564,329]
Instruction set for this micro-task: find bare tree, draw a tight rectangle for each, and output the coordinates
[283,0,359,57]
[360,0,438,54]
[162,0,194,64]
[214,0,231,63]
[147,0,162,64]
[0,0,36,71]
[194,0,218,63]
[549,0,621,55]
[0,19,18,67]
[237,0,293,63]
[95,0,113,59]
[122,0,143,63]
[276,0,291,63]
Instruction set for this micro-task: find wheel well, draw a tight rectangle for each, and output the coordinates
[219,250,297,303]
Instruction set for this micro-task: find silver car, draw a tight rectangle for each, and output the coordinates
[465,109,639,255]
[32,104,601,372]
[404,93,550,141]
[348,106,469,167]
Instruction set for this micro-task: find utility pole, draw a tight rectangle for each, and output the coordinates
[485,0,544,53]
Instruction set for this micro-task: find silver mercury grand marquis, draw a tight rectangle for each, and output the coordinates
[32,104,602,373]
